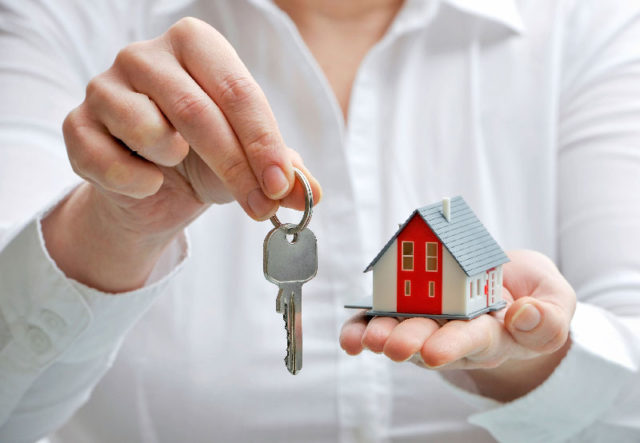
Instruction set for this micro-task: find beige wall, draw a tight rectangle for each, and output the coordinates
[372,239,397,312]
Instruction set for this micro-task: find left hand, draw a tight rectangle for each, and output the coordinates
[340,250,576,400]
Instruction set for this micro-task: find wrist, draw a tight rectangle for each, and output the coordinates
[463,337,572,402]
[42,184,179,293]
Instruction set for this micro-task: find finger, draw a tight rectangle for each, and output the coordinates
[504,250,576,310]
[339,312,369,355]
[63,106,164,198]
[382,317,440,362]
[86,73,189,167]
[421,316,519,369]
[503,251,576,354]
[165,18,295,200]
[361,316,400,353]
[280,149,323,211]
[505,296,571,354]
[116,41,276,220]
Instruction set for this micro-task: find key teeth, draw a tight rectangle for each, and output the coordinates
[283,306,291,366]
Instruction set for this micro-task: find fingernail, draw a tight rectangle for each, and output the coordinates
[512,304,541,332]
[247,189,275,219]
[262,165,289,199]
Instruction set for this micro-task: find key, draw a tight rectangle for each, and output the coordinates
[264,225,318,374]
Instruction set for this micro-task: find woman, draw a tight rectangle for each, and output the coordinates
[1,0,639,441]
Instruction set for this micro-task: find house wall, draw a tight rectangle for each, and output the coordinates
[441,248,468,315]
[396,215,443,314]
[466,272,489,315]
[372,239,397,312]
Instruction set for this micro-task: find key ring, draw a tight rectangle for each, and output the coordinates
[270,167,313,235]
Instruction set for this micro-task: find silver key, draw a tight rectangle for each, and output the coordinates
[264,225,318,374]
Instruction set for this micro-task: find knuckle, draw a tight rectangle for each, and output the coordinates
[169,17,205,43]
[218,154,248,186]
[172,92,213,123]
[114,41,154,75]
[114,43,138,66]
[126,114,167,153]
[216,72,260,111]
[85,75,111,106]
[63,108,91,150]
[62,108,81,141]
[245,130,280,156]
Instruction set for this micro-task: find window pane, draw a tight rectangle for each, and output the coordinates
[428,281,435,297]
[427,243,437,257]
[427,257,437,271]
[405,280,411,296]
[403,257,414,270]
[403,242,413,255]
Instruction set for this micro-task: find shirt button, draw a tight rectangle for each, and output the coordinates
[40,309,66,333]
[27,325,52,354]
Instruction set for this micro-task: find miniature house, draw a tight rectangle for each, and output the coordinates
[363,196,509,320]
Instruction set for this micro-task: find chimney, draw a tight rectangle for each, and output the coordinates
[442,197,451,222]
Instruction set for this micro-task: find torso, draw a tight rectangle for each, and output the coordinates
[52,0,568,441]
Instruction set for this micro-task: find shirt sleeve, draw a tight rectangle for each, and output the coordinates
[0,2,189,441]
[441,2,640,442]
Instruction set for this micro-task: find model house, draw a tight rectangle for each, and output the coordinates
[362,196,509,320]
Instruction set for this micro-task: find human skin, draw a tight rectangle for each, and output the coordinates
[340,250,575,402]
[42,0,575,403]
[42,16,323,293]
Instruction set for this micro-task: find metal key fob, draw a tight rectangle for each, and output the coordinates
[262,167,317,375]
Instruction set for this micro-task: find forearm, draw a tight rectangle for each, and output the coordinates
[41,184,179,293]
[0,207,189,440]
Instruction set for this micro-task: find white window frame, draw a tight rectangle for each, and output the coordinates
[401,241,414,271]
[425,242,438,272]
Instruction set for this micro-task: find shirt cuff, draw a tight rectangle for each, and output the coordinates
[439,302,637,442]
[0,192,189,422]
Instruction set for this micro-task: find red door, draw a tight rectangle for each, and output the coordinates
[396,214,443,314]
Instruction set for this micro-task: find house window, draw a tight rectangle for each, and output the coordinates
[401,241,414,271]
[469,282,473,299]
[428,281,435,298]
[477,278,482,296]
[404,280,411,296]
[426,242,438,272]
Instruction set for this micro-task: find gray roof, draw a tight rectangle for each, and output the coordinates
[364,196,509,276]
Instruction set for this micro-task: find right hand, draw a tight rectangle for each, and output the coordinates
[62,17,321,240]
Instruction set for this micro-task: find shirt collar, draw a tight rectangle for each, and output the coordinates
[440,0,525,34]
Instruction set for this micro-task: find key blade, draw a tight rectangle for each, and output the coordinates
[284,289,303,375]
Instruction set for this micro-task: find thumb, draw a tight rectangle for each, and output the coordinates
[505,297,570,354]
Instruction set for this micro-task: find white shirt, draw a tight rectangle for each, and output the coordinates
[1,0,640,442]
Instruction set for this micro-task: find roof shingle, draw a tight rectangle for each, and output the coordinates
[364,196,509,276]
